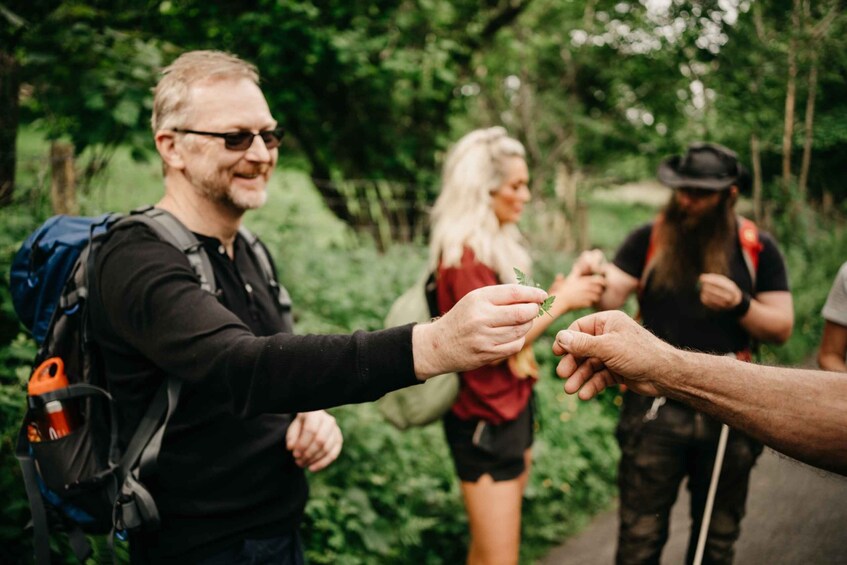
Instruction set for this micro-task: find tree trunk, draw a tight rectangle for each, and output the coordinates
[0,51,20,207]
[50,141,78,215]
[781,0,801,189]
[751,134,763,224]
[798,57,818,200]
[553,163,572,251]
[576,202,589,252]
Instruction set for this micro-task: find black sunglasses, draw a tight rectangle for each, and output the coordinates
[172,127,285,151]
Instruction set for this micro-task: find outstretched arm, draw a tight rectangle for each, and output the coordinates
[413,284,547,379]
[553,311,847,476]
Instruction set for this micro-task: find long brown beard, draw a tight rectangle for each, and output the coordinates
[649,193,737,294]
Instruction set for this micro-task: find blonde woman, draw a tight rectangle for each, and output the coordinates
[430,127,605,564]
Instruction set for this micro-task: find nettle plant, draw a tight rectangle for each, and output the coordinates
[514,268,555,318]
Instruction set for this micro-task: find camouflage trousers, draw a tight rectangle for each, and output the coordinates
[615,395,763,565]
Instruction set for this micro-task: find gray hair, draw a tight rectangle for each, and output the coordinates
[151,50,260,133]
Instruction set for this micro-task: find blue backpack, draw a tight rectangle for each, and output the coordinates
[10,207,289,564]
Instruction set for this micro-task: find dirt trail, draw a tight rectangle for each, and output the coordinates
[540,449,847,564]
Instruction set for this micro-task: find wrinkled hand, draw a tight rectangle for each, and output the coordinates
[553,311,679,400]
[698,273,743,311]
[571,249,607,277]
[285,410,343,472]
[413,284,547,379]
[549,272,606,313]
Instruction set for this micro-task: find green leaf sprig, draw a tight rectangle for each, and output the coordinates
[514,267,555,318]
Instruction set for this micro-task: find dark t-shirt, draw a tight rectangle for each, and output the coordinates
[89,222,418,562]
[613,222,790,353]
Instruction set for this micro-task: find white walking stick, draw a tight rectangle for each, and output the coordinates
[693,423,729,565]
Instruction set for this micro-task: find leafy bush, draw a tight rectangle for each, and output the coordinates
[759,206,847,366]
[0,206,43,564]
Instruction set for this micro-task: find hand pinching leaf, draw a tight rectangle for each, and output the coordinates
[539,296,556,318]
[514,267,555,318]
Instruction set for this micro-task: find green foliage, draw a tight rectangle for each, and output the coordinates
[11,2,163,171]
[758,208,847,367]
[0,202,41,563]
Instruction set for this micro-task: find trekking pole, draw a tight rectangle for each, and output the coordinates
[693,422,729,565]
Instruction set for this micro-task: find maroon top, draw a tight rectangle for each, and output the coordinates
[437,247,534,424]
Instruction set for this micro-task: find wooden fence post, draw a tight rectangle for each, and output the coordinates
[50,141,78,215]
[822,191,834,216]
[750,134,763,224]
[0,51,19,206]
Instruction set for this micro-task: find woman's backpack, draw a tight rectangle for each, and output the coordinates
[376,271,460,429]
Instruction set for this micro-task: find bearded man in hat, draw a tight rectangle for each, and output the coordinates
[573,142,794,564]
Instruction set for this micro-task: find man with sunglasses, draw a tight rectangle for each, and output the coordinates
[572,143,794,564]
[88,50,547,564]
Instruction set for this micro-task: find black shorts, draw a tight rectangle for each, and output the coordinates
[442,402,534,483]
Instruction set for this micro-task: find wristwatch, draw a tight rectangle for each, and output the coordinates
[731,291,752,317]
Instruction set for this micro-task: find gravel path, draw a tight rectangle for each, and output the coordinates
[540,449,847,564]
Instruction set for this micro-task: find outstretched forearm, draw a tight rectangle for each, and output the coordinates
[662,353,847,475]
[556,311,847,476]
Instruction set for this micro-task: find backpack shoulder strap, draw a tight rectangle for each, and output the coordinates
[736,215,762,290]
[15,425,51,565]
[639,216,663,293]
[100,208,214,533]
[117,207,218,295]
[238,226,293,317]
[112,378,182,533]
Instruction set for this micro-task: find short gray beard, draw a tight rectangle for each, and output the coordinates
[187,169,268,212]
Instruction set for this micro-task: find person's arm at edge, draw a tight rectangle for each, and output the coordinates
[655,349,847,475]
[818,320,847,372]
[553,311,847,476]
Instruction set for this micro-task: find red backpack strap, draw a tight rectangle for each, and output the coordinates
[640,215,664,294]
[736,216,762,290]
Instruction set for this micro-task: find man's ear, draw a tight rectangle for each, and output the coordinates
[155,130,185,170]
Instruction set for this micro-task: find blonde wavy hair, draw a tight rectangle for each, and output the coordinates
[428,127,532,283]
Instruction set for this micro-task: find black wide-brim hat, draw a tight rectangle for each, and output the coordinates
[657,142,745,191]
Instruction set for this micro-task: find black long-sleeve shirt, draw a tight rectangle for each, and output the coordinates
[90,222,417,562]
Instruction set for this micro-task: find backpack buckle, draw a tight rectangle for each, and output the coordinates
[113,475,161,532]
